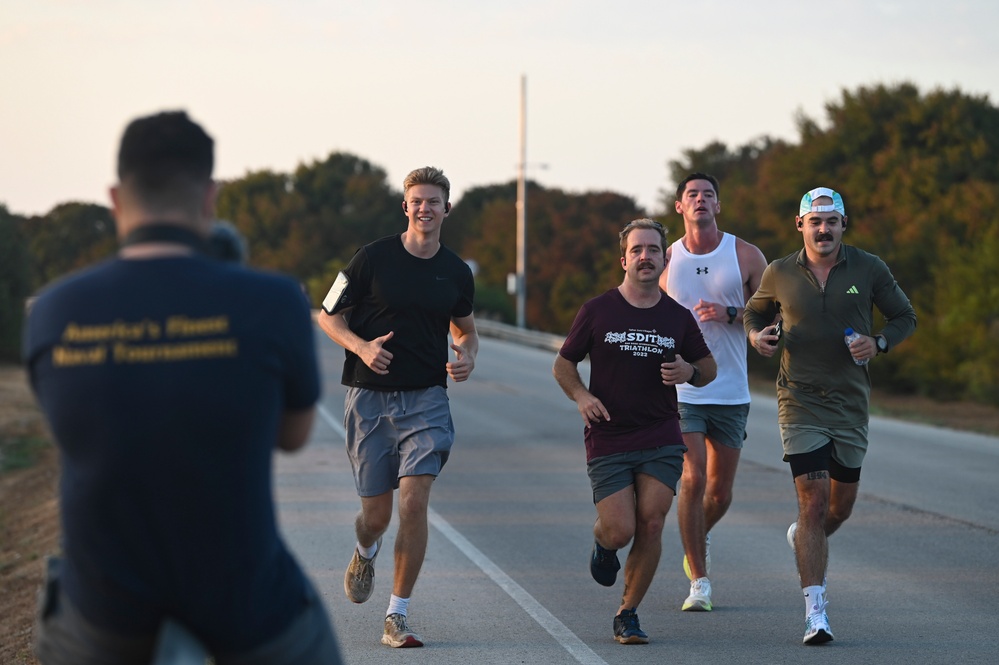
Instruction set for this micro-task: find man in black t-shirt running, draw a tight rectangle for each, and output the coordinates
[318,166,478,649]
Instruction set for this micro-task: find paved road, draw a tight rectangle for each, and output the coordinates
[275,332,999,664]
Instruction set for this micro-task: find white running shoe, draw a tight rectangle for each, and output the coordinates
[682,532,711,580]
[803,599,834,645]
[682,577,713,612]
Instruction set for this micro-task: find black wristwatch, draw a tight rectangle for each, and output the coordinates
[688,363,701,385]
[726,306,738,324]
[876,335,888,354]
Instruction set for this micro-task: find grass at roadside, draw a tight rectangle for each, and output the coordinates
[1,436,50,473]
[0,365,57,665]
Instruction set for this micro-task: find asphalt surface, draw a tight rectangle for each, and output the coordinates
[274,330,999,664]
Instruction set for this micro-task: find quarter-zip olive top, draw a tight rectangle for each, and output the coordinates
[744,244,917,427]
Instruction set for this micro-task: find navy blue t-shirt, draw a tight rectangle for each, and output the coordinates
[24,255,320,653]
[559,288,710,462]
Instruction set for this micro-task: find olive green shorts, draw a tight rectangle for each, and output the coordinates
[779,423,868,473]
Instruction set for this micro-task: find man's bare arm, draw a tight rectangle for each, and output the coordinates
[277,406,316,452]
[553,355,610,426]
[316,308,394,375]
[447,315,479,382]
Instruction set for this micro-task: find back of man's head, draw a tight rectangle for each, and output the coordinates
[117,111,214,214]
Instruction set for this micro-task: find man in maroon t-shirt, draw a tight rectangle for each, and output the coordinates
[553,218,717,645]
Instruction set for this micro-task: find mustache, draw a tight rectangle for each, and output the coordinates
[637,260,656,270]
[816,233,834,242]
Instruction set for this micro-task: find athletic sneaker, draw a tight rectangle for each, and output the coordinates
[590,541,621,587]
[613,608,649,644]
[682,577,713,612]
[382,613,424,648]
[682,532,711,580]
[344,537,382,604]
[803,599,834,645]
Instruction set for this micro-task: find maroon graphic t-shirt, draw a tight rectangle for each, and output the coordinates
[559,288,710,462]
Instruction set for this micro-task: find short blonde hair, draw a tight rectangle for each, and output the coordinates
[403,166,451,203]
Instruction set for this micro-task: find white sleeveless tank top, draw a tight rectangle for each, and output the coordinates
[665,232,750,404]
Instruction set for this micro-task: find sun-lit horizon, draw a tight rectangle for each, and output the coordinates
[2,0,997,218]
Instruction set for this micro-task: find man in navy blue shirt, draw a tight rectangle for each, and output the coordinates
[25,111,342,665]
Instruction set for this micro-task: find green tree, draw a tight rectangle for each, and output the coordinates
[0,205,33,361]
[217,169,307,275]
[905,185,999,402]
[291,153,401,268]
[442,182,516,254]
[458,183,646,332]
[21,203,116,289]
[217,153,401,303]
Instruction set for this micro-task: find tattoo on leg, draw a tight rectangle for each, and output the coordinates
[806,470,829,480]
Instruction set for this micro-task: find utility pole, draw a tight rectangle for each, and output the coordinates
[516,74,527,329]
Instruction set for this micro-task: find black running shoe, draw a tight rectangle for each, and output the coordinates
[613,608,649,644]
[590,541,621,586]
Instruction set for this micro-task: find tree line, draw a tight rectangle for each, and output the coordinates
[2,82,996,405]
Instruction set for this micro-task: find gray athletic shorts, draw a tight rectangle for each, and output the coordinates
[345,386,454,497]
[586,446,686,504]
[34,558,343,665]
[779,423,869,470]
[678,402,750,449]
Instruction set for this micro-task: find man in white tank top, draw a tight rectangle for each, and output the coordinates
[660,173,768,612]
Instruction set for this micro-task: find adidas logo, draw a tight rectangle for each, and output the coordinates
[846,286,859,294]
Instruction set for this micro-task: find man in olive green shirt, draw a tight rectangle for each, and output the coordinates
[744,187,916,646]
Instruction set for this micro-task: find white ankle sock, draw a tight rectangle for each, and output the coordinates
[387,595,409,617]
[357,541,378,559]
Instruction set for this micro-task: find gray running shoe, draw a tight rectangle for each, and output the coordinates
[344,537,382,604]
[382,613,424,648]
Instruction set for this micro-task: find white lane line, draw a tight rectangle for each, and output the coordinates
[317,404,345,437]
[427,509,608,665]
[316,405,608,665]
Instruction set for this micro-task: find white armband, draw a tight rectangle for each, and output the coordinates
[321,272,350,314]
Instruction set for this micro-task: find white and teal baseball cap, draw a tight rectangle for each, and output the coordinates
[799,187,846,217]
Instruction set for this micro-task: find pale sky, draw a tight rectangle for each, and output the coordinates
[2,0,997,217]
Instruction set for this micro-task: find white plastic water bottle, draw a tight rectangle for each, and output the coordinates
[843,328,868,366]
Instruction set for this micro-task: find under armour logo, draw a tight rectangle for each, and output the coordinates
[696,267,709,275]
[846,285,859,294]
